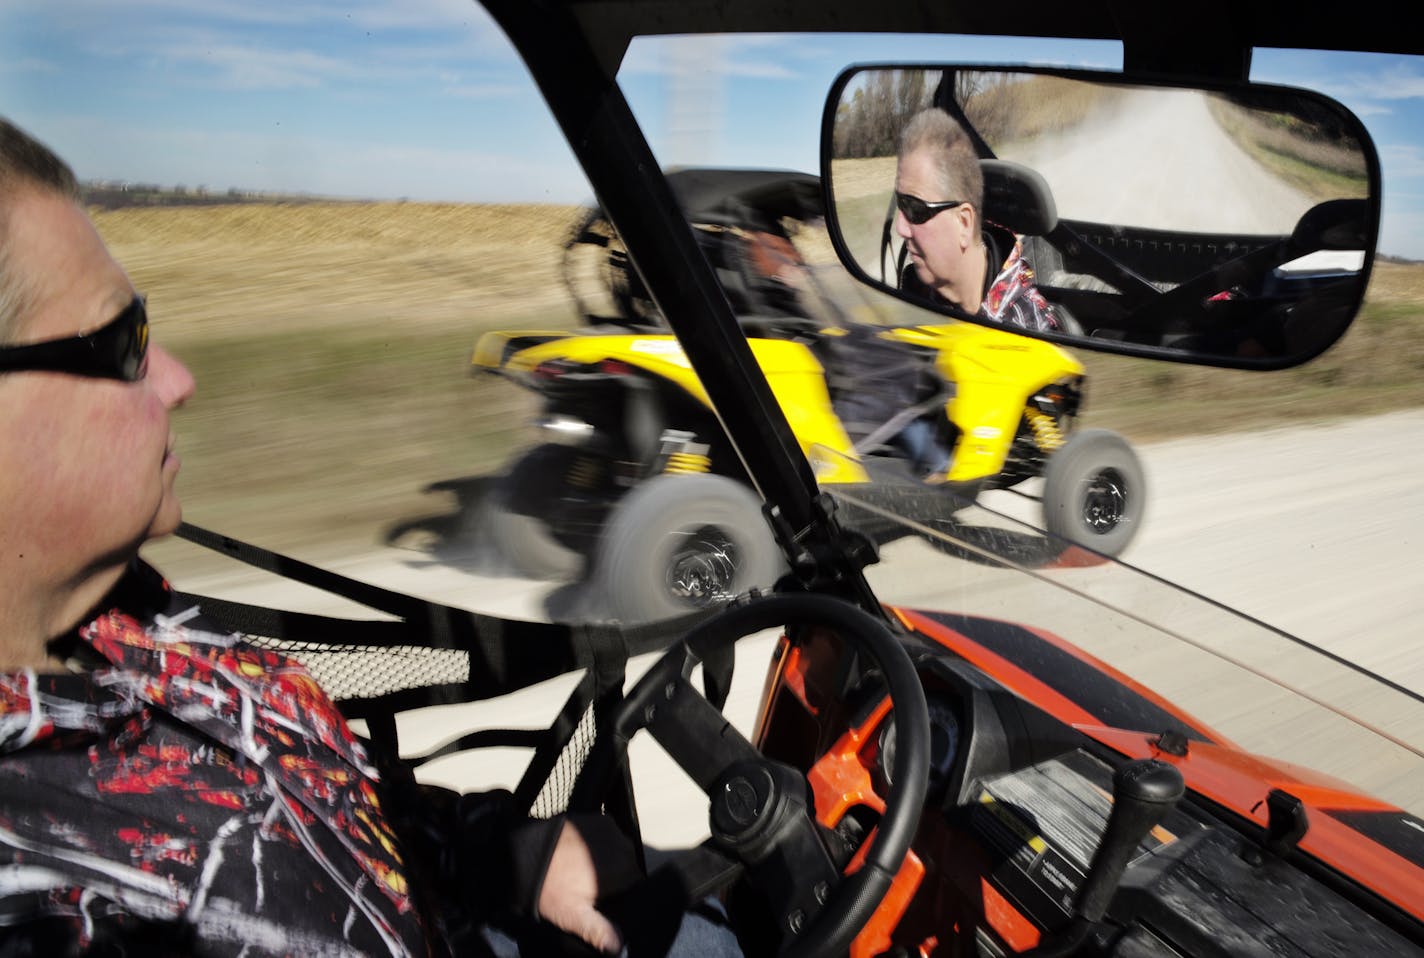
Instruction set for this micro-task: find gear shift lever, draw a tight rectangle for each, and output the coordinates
[1022,758,1185,957]
[1075,758,1185,923]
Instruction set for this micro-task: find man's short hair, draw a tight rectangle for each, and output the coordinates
[897,109,984,230]
[0,118,82,343]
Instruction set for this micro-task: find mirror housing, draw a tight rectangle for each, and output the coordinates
[821,66,1381,370]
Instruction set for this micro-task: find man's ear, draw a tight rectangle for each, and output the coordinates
[956,203,977,249]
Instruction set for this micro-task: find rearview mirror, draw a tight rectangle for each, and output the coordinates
[821,67,1381,369]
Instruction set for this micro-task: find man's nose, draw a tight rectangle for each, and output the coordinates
[149,344,196,407]
[893,208,912,239]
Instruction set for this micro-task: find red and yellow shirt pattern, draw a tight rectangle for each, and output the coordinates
[0,602,431,957]
[981,234,1061,333]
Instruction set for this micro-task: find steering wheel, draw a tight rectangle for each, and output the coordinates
[583,592,930,957]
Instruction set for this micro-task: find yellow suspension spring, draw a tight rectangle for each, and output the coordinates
[664,451,711,474]
[1026,408,1065,452]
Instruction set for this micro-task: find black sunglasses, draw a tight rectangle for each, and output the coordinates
[0,295,149,382]
[895,191,967,226]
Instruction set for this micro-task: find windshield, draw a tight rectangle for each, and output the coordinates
[615,35,1424,815]
[8,7,1422,827]
[827,478,1424,815]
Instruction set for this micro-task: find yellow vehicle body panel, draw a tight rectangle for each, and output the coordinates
[884,323,1084,482]
[481,332,869,484]
[475,321,1081,487]
[471,330,579,370]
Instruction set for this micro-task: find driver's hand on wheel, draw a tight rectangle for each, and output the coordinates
[537,815,642,954]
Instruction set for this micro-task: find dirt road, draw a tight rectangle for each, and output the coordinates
[1011,87,1314,233]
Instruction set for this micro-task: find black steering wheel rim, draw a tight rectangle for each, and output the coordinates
[606,592,931,958]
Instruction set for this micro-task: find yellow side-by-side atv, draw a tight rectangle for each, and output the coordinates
[471,168,1143,622]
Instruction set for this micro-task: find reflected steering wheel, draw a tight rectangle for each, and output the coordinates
[585,592,930,957]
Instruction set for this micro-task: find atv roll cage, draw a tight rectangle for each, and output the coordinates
[564,167,830,335]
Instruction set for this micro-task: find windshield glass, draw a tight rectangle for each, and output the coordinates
[615,35,1424,816]
[827,477,1424,815]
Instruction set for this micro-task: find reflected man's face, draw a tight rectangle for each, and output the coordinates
[894,147,979,308]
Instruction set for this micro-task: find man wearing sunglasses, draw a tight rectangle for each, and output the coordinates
[829,107,1064,478]
[894,107,1059,332]
[0,127,195,669]
[0,119,741,958]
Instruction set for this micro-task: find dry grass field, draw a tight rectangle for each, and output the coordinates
[99,201,1424,562]
[100,201,587,560]
[99,201,587,339]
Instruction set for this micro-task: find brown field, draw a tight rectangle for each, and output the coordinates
[99,201,590,562]
[99,201,588,341]
[99,201,1424,562]
[829,156,897,201]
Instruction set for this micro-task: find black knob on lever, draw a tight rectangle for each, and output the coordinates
[1074,758,1185,923]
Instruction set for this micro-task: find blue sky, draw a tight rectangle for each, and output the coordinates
[4,0,1423,258]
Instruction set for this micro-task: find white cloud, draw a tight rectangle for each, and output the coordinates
[1263,60,1424,104]
[32,111,588,203]
[1346,101,1394,118]
[81,20,524,96]
[7,0,495,33]
[1348,63,1424,101]
[7,0,516,81]
[621,36,800,81]
[151,40,356,90]
[440,81,526,100]
[1381,144,1424,179]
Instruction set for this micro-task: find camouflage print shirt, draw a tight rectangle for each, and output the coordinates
[0,563,435,958]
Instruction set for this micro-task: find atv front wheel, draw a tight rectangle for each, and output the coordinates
[593,473,786,623]
[1042,429,1145,557]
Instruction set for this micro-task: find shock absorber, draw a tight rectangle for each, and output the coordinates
[1026,408,1065,452]
[658,430,712,474]
[665,451,712,474]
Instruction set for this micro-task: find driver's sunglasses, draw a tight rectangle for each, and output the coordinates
[0,295,149,382]
[895,191,967,226]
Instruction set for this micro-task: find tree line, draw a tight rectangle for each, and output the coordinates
[833,70,933,159]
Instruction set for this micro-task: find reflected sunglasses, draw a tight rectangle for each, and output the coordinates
[0,295,149,381]
[895,191,968,225]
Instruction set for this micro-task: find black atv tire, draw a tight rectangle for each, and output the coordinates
[1041,429,1145,557]
[593,473,786,623]
[480,444,586,580]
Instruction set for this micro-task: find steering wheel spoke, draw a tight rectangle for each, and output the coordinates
[637,671,764,792]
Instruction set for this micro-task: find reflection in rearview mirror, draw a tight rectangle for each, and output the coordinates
[822,67,1381,369]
